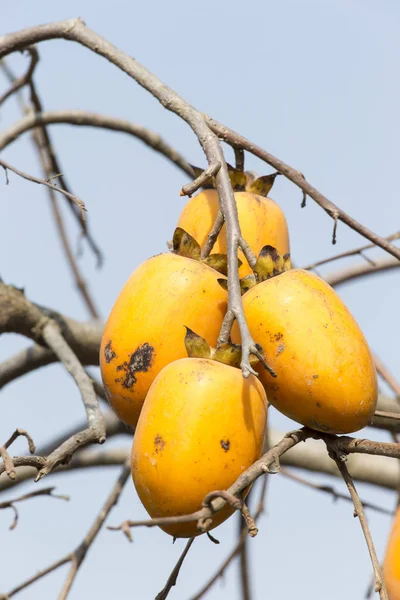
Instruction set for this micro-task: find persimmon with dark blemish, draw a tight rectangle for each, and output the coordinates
[232,250,377,434]
[131,357,267,538]
[100,251,227,427]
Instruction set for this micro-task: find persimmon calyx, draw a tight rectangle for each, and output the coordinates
[184,327,261,369]
[217,245,292,295]
[188,164,280,197]
[172,227,241,276]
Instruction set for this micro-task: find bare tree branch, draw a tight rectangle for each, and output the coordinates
[205,117,400,261]
[109,429,312,536]
[0,17,267,377]
[0,109,194,179]
[155,538,195,600]
[0,46,38,106]
[324,257,399,288]
[280,468,393,515]
[324,441,388,600]
[0,459,130,600]
[0,487,69,530]
[304,231,400,271]
[0,157,86,216]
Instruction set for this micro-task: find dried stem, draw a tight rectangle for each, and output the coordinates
[0,158,86,217]
[1,460,130,599]
[325,442,388,600]
[155,538,195,600]
[180,162,220,197]
[234,147,245,171]
[201,210,224,259]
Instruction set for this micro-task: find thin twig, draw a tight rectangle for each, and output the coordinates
[0,158,86,218]
[325,257,399,288]
[373,353,400,398]
[1,60,104,265]
[1,460,130,599]
[0,46,38,106]
[200,210,225,259]
[0,487,69,530]
[0,429,35,480]
[180,162,221,197]
[280,468,393,515]
[191,477,269,600]
[304,231,400,271]
[325,441,388,600]
[234,147,245,171]
[155,538,195,600]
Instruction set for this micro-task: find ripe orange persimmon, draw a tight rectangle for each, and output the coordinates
[232,254,377,434]
[384,507,400,600]
[100,252,227,428]
[177,189,290,276]
[131,357,267,538]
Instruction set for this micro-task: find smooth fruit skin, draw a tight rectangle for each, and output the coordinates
[131,358,267,538]
[177,190,290,276]
[232,269,377,434]
[384,507,400,600]
[100,254,227,428]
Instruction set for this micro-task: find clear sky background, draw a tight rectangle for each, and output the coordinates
[1,1,399,598]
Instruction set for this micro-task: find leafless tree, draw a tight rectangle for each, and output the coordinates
[0,18,399,600]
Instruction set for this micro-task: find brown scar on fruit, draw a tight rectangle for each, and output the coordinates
[115,343,155,389]
[104,341,116,363]
[154,434,166,452]
[220,439,230,452]
[276,343,285,357]
[313,374,319,379]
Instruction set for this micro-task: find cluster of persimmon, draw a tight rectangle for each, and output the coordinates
[100,166,378,539]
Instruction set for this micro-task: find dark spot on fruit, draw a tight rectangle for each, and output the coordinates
[274,332,283,341]
[154,434,165,452]
[115,343,155,389]
[313,374,319,379]
[316,402,322,408]
[276,343,285,357]
[220,439,230,452]
[104,341,116,363]
[323,323,328,329]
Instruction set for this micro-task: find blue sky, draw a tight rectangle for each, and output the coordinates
[1,1,399,598]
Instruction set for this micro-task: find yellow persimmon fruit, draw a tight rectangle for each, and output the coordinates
[177,189,290,276]
[384,506,400,600]
[100,251,227,428]
[131,357,267,538]
[232,265,377,434]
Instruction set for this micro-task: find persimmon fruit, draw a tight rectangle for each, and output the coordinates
[100,232,228,428]
[177,179,289,277]
[384,506,400,600]
[231,247,377,434]
[131,355,267,538]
